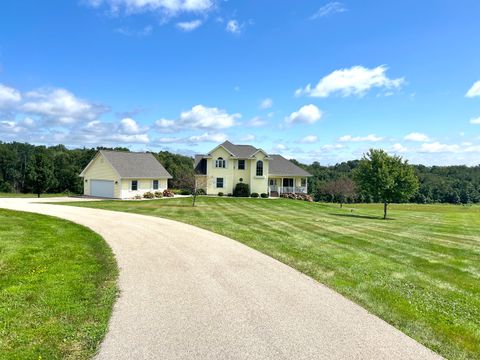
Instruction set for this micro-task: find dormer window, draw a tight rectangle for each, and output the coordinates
[256,160,263,176]
[215,157,226,168]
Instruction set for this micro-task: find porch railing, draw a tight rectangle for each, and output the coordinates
[269,186,307,195]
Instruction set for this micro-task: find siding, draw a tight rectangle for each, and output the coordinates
[82,154,121,198]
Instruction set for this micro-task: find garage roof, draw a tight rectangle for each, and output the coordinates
[99,150,172,178]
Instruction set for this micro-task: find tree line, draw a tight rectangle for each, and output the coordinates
[1,141,479,205]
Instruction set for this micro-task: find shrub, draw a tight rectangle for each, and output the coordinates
[233,183,250,197]
[218,192,224,197]
[170,189,181,194]
[227,193,233,197]
[280,193,314,202]
[195,188,206,195]
[154,191,163,198]
[260,193,269,198]
[251,192,259,198]
[134,194,142,200]
[143,191,155,199]
[163,189,175,197]
[179,189,192,195]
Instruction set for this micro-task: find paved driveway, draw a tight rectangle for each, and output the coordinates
[0,197,442,359]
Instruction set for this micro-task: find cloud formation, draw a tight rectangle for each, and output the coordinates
[300,135,318,143]
[285,104,322,125]
[155,104,241,132]
[339,134,383,142]
[404,132,430,142]
[466,81,480,98]
[87,0,215,16]
[310,2,347,19]
[296,65,404,98]
[176,19,203,31]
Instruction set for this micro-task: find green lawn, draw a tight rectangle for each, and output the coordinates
[0,192,70,198]
[0,209,118,360]
[62,197,480,360]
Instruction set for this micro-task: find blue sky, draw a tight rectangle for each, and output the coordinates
[1,0,480,165]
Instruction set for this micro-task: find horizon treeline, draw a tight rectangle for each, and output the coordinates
[1,141,479,204]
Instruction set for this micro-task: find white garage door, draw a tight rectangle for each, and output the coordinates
[91,180,114,198]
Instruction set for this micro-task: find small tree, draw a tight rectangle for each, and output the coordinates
[354,149,419,219]
[233,183,250,197]
[27,148,56,198]
[319,178,356,207]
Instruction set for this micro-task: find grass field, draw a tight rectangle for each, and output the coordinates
[63,197,480,360]
[0,209,118,360]
[0,192,70,198]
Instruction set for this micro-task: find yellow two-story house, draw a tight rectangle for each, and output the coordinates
[194,141,312,196]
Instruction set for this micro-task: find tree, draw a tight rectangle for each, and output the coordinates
[354,149,419,219]
[27,148,56,197]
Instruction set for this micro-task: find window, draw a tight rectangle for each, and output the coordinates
[215,157,226,168]
[283,178,294,187]
[301,178,307,187]
[269,179,275,186]
[256,160,264,176]
[238,159,245,170]
[153,180,159,190]
[216,177,224,188]
[131,180,138,191]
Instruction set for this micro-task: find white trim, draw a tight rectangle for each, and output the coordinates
[208,144,236,157]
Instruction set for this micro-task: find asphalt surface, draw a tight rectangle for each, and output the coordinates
[0,197,442,360]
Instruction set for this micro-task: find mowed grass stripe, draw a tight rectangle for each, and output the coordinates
[62,197,480,360]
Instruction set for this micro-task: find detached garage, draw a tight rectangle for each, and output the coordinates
[79,150,172,199]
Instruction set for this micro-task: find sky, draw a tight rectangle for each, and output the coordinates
[1,0,480,166]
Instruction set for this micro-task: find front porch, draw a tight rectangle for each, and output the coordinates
[268,177,308,197]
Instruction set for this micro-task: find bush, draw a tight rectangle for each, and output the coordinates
[170,189,181,194]
[251,192,259,198]
[134,194,142,200]
[260,193,269,198]
[218,192,224,197]
[195,188,206,195]
[163,189,175,197]
[143,191,155,199]
[154,191,163,198]
[178,189,192,195]
[280,193,314,202]
[233,183,250,197]
[227,193,233,197]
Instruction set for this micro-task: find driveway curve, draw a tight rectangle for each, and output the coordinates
[0,197,441,360]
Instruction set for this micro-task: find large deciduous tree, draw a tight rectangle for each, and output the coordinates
[354,149,419,219]
[27,148,56,198]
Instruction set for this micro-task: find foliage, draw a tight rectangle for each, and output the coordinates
[318,177,356,206]
[27,147,56,197]
[155,151,194,190]
[233,182,250,197]
[154,191,163,198]
[354,149,419,218]
[65,197,480,360]
[0,209,117,359]
[218,192,224,197]
[143,191,155,199]
[195,188,206,195]
[260,193,269,198]
[250,192,259,198]
[162,189,174,197]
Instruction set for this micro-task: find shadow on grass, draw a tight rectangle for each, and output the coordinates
[329,213,394,221]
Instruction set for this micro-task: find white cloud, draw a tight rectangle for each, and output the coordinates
[338,134,383,142]
[470,117,480,124]
[296,65,404,98]
[310,2,347,19]
[404,132,430,142]
[285,104,322,125]
[21,88,107,124]
[259,98,273,109]
[119,117,145,134]
[466,81,480,98]
[176,19,202,31]
[0,84,21,108]
[390,143,408,153]
[114,25,153,36]
[187,132,227,143]
[87,0,215,16]
[155,104,240,132]
[321,144,344,151]
[274,143,287,151]
[247,116,267,127]
[226,20,241,34]
[300,135,318,143]
[419,142,460,153]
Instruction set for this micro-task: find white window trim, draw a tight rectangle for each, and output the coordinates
[152,179,159,190]
[215,177,225,188]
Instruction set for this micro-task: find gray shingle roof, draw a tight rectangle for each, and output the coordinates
[268,154,312,177]
[100,150,172,178]
[213,141,260,158]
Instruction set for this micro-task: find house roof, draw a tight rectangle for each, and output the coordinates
[268,154,312,177]
[92,150,172,178]
[194,141,312,177]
